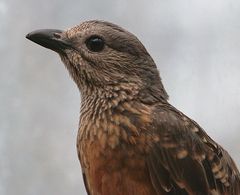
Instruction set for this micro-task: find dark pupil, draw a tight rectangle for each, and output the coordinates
[86,36,104,52]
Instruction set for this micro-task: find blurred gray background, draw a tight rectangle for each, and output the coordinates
[1,0,240,194]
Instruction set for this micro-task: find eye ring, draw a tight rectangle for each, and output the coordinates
[85,36,105,52]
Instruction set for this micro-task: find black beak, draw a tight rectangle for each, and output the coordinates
[26,29,71,53]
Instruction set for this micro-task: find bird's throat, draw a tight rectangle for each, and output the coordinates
[77,83,153,150]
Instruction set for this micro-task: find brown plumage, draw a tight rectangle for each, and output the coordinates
[26,20,240,195]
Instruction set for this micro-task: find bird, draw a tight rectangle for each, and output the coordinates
[26,20,240,195]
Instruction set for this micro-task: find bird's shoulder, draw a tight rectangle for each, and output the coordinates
[145,102,240,194]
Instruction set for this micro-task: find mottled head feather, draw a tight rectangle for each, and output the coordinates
[59,20,169,101]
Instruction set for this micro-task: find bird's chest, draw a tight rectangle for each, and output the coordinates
[76,108,156,195]
[78,133,154,195]
[77,117,146,172]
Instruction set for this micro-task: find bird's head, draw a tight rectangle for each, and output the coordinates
[26,20,168,102]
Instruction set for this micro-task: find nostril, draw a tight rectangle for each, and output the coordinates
[53,33,61,39]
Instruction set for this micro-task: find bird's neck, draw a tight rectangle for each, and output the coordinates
[78,82,153,149]
[79,82,140,121]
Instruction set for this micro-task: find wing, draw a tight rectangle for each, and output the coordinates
[146,104,240,195]
[77,145,91,195]
[82,171,91,195]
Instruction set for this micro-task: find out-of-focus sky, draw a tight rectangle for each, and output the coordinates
[0,0,240,194]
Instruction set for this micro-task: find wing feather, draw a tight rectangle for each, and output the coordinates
[146,104,240,195]
[82,172,91,195]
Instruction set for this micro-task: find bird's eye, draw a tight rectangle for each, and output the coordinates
[85,36,105,52]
